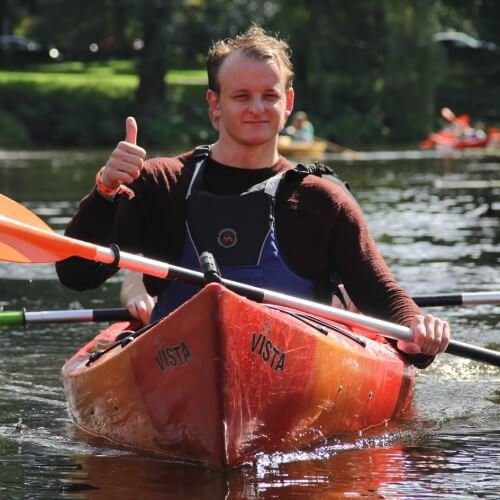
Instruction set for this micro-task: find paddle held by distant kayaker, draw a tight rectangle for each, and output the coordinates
[57,25,450,366]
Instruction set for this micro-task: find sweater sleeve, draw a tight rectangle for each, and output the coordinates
[56,154,192,295]
[276,174,434,368]
[55,188,122,290]
[327,190,434,368]
[323,189,417,323]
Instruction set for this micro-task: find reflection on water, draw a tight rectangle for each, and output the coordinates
[0,150,499,498]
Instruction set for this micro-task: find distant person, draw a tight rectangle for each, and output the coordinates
[284,111,315,142]
[440,107,485,139]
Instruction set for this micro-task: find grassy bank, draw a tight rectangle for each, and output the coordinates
[0,60,207,91]
[0,60,211,148]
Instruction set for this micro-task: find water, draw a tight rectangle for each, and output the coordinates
[1,149,499,498]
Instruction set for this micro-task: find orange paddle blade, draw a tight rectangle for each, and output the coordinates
[0,195,97,263]
[0,194,52,230]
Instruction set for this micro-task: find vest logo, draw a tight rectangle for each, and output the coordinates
[217,228,238,248]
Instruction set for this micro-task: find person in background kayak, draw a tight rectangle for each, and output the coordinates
[56,26,450,367]
[441,107,487,141]
[283,110,315,142]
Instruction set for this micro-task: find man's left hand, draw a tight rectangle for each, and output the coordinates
[397,314,450,355]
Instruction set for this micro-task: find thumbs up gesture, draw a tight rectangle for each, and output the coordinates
[97,117,147,198]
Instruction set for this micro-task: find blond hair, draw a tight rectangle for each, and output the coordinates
[207,26,294,92]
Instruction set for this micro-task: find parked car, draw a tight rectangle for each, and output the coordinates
[0,35,61,65]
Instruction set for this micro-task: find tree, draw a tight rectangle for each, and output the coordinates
[271,0,390,145]
[382,0,442,142]
[271,0,448,145]
[134,0,175,138]
[6,0,499,146]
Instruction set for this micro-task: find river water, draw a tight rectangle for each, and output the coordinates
[0,149,499,499]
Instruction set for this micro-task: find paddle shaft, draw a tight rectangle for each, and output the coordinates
[324,138,357,153]
[446,340,500,366]
[1,213,500,366]
[0,308,133,327]
[414,292,500,307]
[2,288,499,325]
[3,291,498,327]
[87,253,500,366]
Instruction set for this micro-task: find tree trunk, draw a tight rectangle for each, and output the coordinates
[135,0,173,141]
[383,0,439,143]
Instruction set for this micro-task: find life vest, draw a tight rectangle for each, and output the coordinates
[151,148,316,321]
[282,160,357,308]
[285,161,355,203]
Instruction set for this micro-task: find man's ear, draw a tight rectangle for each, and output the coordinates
[207,89,221,130]
[285,87,295,120]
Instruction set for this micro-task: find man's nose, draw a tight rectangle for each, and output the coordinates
[249,96,265,112]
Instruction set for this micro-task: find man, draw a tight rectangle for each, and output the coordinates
[56,26,449,367]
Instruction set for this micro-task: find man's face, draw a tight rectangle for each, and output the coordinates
[207,51,294,147]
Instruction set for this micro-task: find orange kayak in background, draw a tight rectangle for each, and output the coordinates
[421,108,491,150]
[420,130,489,149]
[61,283,416,468]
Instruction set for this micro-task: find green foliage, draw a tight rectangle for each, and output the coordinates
[1,0,500,147]
[0,67,211,149]
[134,84,212,149]
[0,110,31,148]
[0,82,131,147]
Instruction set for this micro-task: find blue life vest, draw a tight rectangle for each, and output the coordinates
[151,154,315,321]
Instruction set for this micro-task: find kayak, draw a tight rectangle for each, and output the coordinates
[488,127,500,146]
[420,130,489,150]
[61,282,416,468]
[278,135,328,157]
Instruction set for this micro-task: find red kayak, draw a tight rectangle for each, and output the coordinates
[420,130,489,150]
[421,108,491,150]
[61,283,415,468]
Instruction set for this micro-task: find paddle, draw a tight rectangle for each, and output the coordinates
[441,107,457,123]
[0,308,133,327]
[320,137,358,154]
[3,289,498,327]
[440,107,471,126]
[1,194,499,367]
[414,292,500,307]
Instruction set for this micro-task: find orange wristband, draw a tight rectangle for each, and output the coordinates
[96,167,118,198]
[95,166,135,200]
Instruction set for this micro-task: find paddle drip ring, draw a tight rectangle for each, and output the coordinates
[108,243,121,271]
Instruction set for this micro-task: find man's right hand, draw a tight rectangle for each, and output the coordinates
[99,116,147,192]
[120,269,156,326]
